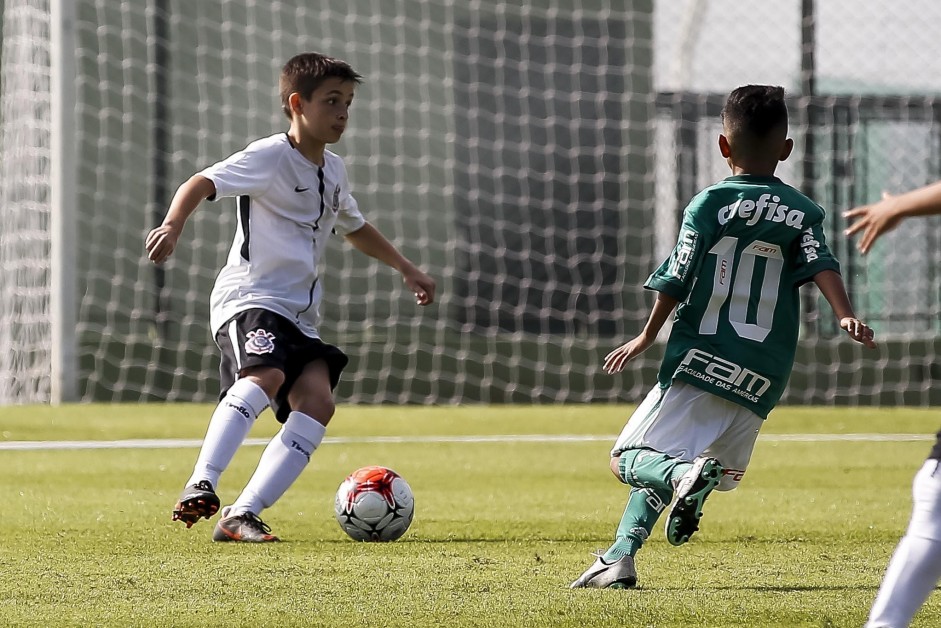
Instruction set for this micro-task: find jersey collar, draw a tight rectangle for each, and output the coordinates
[724,174,782,184]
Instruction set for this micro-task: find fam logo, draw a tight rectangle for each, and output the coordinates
[332,185,341,212]
[245,328,276,355]
[678,348,771,403]
[667,228,699,281]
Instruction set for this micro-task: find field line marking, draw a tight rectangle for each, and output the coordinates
[0,433,933,451]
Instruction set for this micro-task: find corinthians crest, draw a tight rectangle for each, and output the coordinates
[245,328,276,355]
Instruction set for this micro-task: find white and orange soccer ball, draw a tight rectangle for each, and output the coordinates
[334,466,415,542]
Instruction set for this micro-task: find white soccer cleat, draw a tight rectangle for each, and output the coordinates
[665,457,723,546]
[569,553,638,589]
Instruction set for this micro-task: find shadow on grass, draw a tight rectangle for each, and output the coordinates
[715,584,941,593]
[279,537,586,545]
[649,584,881,593]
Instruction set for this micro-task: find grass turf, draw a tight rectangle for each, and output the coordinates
[1,404,937,627]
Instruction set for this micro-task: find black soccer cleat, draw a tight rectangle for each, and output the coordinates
[212,511,280,543]
[172,480,220,529]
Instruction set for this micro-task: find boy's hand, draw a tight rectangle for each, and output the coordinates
[403,268,436,306]
[145,224,182,264]
[840,317,876,349]
[604,333,655,374]
[843,192,902,254]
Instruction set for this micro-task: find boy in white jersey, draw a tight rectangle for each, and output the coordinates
[571,85,876,588]
[845,185,941,627]
[145,52,435,542]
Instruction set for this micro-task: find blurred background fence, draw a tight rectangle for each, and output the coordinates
[2,0,940,406]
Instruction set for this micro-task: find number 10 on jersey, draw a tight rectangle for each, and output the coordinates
[699,236,783,343]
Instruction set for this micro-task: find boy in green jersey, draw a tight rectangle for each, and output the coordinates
[571,85,876,589]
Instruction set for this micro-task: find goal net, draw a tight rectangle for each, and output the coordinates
[2,0,940,406]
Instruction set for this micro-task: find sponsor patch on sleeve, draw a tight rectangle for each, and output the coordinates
[667,228,699,281]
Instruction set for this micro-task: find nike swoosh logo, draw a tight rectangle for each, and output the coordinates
[295,186,309,193]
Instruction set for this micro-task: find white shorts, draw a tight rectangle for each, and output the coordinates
[611,381,763,491]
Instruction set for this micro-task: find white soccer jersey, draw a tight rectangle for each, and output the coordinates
[199,133,366,338]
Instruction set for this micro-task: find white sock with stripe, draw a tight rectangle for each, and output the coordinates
[186,378,270,489]
[227,411,326,517]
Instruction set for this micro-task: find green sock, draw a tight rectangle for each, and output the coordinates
[617,447,692,491]
[603,487,672,562]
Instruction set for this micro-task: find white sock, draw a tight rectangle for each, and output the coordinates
[867,460,941,628]
[186,378,270,489]
[227,411,326,517]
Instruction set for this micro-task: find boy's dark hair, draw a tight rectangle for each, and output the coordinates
[721,85,788,149]
[280,52,363,119]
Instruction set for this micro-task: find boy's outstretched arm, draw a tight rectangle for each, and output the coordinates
[145,175,216,264]
[344,223,436,305]
[844,180,941,254]
[604,292,678,374]
[813,269,876,349]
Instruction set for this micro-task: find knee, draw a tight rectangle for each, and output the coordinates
[287,361,337,424]
[609,456,622,480]
[290,391,336,424]
[316,397,337,422]
[240,367,285,399]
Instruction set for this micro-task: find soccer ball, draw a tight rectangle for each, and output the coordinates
[334,466,414,542]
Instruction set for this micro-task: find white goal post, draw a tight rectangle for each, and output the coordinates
[50,0,78,403]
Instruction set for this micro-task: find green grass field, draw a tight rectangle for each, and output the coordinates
[1,404,938,627]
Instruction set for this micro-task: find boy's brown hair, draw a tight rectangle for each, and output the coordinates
[279,52,363,119]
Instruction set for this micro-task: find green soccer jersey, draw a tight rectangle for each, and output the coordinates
[645,175,841,418]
